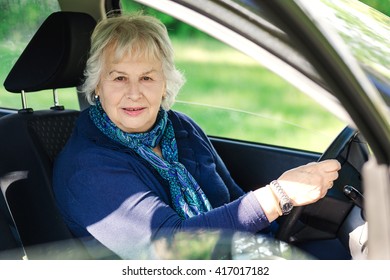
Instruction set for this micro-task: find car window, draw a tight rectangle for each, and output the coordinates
[172,39,346,153]
[0,0,79,111]
[121,1,346,153]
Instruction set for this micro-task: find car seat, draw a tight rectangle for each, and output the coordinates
[0,11,96,259]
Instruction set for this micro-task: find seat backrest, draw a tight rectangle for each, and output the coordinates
[0,11,96,259]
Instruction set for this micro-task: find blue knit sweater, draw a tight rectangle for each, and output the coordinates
[53,108,270,259]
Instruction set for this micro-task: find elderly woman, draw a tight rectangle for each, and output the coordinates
[53,13,340,259]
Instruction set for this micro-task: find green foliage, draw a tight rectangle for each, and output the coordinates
[120,0,208,39]
[359,0,390,16]
[0,0,59,42]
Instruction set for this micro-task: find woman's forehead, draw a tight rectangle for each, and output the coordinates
[101,50,162,78]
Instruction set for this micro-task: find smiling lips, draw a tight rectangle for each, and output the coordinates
[123,107,145,116]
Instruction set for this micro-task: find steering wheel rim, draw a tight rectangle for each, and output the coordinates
[275,126,358,243]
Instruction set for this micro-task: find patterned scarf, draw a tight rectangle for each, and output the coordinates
[89,99,212,219]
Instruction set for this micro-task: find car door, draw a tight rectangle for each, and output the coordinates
[133,0,390,259]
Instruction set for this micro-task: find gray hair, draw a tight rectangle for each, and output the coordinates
[81,13,185,110]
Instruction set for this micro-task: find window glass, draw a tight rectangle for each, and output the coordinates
[0,0,79,111]
[172,39,346,152]
[121,1,346,152]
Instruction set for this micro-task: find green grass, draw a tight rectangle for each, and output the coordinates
[0,38,345,152]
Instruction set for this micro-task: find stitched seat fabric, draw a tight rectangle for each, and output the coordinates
[28,112,80,163]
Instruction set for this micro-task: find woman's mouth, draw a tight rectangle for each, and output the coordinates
[122,107,145,116]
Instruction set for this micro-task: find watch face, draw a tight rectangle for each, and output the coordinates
[281,201,293,215]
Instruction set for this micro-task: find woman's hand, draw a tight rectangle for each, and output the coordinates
[278,159,341,206]
[254,159,341,222]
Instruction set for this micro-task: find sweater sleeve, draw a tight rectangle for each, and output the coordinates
[61,150,270,259]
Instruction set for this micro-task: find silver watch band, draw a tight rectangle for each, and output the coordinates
[270,180,293,215]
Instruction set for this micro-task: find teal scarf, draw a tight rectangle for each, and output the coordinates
[89,100,212,219]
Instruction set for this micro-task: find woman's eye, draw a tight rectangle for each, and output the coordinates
[114,76,127,82]
[141,76,152,81]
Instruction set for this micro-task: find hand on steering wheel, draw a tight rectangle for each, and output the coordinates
[275,126,358,243]
[278,160,341,206]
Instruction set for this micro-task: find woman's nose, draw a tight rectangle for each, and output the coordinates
[126,83,142,101]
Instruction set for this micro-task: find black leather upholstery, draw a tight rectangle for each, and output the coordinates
[0,11,96,259]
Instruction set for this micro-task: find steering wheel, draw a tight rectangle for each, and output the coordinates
[275,126,359,243]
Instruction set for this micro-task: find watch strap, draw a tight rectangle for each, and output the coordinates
[270,180,293,215]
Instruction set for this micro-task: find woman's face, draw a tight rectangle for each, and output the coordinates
[97,50,166,133]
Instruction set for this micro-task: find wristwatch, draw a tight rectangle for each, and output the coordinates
[270,180,293,215]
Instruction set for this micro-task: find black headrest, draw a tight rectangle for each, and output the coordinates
[4,12,96,93]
